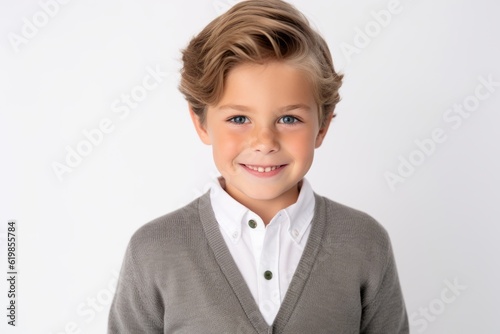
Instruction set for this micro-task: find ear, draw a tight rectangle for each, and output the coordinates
[189,105,211,145]
[315,112,333,148]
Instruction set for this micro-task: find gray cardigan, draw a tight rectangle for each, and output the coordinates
[108,192,409,333]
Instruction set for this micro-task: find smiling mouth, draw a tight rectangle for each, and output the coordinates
[243,164,285,173]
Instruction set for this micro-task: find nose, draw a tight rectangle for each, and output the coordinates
[249,126,280,154]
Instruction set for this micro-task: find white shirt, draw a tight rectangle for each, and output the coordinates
[209,177,315,325]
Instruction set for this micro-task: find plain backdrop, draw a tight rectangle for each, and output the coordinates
[1,0,499,333]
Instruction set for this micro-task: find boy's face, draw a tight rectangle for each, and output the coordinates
[190,61,331,209]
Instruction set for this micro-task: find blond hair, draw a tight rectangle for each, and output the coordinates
[179,0,343,127]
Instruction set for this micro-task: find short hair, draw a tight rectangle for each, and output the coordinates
[179,0,343,127]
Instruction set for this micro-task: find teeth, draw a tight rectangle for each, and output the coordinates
[246,165,280,173]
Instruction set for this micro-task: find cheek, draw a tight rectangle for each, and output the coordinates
[283,131,316,157]
[211,133,247,177]
[212,132,243,159]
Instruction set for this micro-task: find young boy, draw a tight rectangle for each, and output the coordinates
[108,0,409,333]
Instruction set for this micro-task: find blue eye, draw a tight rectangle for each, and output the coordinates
[279,116,299,124]
[229,116,248,124]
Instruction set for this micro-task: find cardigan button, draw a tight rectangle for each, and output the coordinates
[248,219,257,229]
[264,270,273,280]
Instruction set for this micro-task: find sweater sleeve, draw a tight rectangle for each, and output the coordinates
[107,240,164,333]
[360,235,409,333]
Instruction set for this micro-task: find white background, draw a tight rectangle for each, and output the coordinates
[1,0,499,333]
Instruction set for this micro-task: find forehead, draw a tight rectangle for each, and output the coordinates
[217,61,316,108]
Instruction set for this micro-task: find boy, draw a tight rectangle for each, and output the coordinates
[108,0,409,333]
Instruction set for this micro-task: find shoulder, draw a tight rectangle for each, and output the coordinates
[127,194,207,253]
[318,194,389,237]
[313,194,404,309]
[315,194,392,257]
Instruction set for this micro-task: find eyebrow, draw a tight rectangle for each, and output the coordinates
[217,104,251,112]
[217,104,312,113]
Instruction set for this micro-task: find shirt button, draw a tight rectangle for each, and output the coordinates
[264,270,273,280]
[292,229,299,238]
[232,231,238,239]
[248,219,257,229]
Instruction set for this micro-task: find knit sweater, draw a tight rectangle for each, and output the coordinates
[108,192,409,333]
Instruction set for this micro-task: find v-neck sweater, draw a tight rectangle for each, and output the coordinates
[209,177,315,325]
[108,191,409,333]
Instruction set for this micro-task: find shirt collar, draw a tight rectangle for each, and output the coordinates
[209,177,315,244]
[282,178,315,243]
[209,177,247,243]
